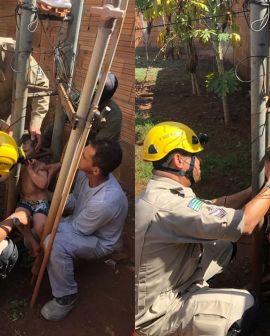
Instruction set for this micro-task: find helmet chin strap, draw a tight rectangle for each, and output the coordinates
[156,155,196,186]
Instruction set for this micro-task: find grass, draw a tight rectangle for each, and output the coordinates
[202,150,251,190]
[135,48,251,193]
[135,51,171,188]
[135,146,153,185]
[135,68,161,84]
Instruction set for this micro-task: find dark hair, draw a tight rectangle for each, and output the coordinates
[153,148,192,170]
[91,139,122,177]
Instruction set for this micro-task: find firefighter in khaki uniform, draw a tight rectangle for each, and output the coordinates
[0,37,49,151]
[135,122,270,336]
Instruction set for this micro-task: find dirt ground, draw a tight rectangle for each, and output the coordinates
[0,194,134,336]
[136,51,270,335]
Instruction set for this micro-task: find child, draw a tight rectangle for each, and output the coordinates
[15,133,61,256]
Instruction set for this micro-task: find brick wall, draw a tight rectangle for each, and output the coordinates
[135,10,164,49]
[225,1,250,79]
[0,0,134,195]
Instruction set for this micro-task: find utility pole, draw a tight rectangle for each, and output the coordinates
[51,0,85,162]
[6,0,36,215]
[250,0,270,294]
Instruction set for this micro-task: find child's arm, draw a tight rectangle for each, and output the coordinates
[27,161,49,189]
[46,162,61,184]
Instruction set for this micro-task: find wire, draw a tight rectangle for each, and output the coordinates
[243,0,270,32]
[251,6,270,32]
[135,10,249,31]
[7,115,27,131]
[28,11,39,33]
[235,55,270,83]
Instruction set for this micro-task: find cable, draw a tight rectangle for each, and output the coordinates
[251,6,270,31]
[243,0,270,32]
[235,55,270,83]
[28,11,39,33]
[135,10,249,31]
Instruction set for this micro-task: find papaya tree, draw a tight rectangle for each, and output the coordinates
[192,0,241,125]
[142,0,209,96]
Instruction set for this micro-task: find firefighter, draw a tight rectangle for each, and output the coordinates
[0,37,50,151]
[135,121,270,336]
[0,131,28,278]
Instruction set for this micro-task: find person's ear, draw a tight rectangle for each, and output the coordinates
[172,153,183,168]
[92,166,100,176]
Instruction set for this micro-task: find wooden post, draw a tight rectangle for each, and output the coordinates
[30,0,129,307]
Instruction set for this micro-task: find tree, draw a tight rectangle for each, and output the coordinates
[192,0,240,125]
[136,0,154,64]
[144,0,206,95]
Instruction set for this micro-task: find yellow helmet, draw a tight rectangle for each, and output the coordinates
[143,122,204,162]
[0,132,25,175]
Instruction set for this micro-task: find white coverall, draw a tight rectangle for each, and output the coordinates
[45,171,128,298]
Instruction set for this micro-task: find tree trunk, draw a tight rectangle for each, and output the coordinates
[191,73,195,95]
[186,39,200,96]
[142,16,152,65]
[215,41,230,125]
[221,96,230,125]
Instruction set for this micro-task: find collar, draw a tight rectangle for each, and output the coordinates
[151,175,195,197]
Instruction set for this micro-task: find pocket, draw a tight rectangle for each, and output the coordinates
[192,313,228,336]
[191,300,231,336]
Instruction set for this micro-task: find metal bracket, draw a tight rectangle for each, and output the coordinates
[57,83,76,122]
[71,115,86,130]
[90,3,124,21]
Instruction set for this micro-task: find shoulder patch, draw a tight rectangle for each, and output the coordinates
[36,66,44,77]
[187,198,203,212]
[206,205,227,218]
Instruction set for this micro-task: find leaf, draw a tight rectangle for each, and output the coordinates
[205,69,239,98]
[218,32,230,42]
[192,29,213,43]
[190,0,209,12]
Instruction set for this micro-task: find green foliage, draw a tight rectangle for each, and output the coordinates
[192,29,213,43]
[205,69,238,98]
[135,147,153,184]
[190,0,209,12]
[135,111,154,142]
[136,0,152,13]
[135,112,154,184]
[202,151,250,189]
[218,32,230,42]
[135,68,161,83]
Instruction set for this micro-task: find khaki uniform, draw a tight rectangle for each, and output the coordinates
[135,176,254,336]
[0,37,49,130]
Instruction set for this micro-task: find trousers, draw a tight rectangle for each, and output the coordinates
[45,221,107,298]
[139,241,254,336]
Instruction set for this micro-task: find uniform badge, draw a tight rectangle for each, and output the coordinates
[187,198,203,212]
[206,205,227,218]
[36,66,44,77]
